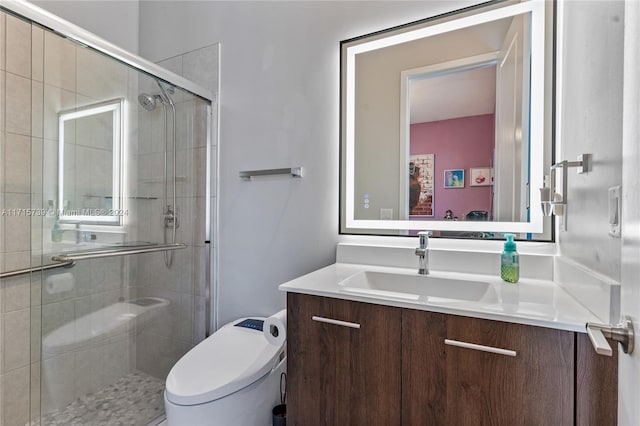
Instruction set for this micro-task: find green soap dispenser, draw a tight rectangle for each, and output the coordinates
[501,233,519,283]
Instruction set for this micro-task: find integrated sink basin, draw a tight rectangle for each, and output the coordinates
[339,271,498,303]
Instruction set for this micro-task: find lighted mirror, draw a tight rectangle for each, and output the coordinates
[341,1,553,237]
[58,99,125,225]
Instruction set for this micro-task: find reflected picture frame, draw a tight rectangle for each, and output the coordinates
[443,169,464,188]
[470,167,493,186]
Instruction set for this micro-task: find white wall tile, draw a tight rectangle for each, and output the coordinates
[41,299,75,338]
[3,132,30,193]
[2,251,30,272]
[156,55,182,79]
[31,26,44,82]
[5,73,31,136]
[76,46,128,101]
[3,194,31,253]
[193,295,206,343]
[2,275,30,313]
[5,14,31,79]
[30,137,43,199]
[32,81,44,139]
[178,292,194,342]
[30,361,40,422]
[43,31,76,91]
[193,196,206,245]
[0,309,3,374]
[194,148,206,198]
[0,373,3,426]
[2,366,29,426]
[42,138,58,201]
[30,273,42,308]
[2,308,30,372]
[0,12,6,72]
[0,193,4,256]
[30,305,41,363]
[0,71,5,132]
[183,44,219,94]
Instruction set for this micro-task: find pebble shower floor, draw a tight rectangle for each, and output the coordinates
[37,371,165,426]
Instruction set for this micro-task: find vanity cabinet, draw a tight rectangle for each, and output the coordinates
[287,293,617,426]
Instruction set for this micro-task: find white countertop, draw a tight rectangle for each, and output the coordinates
[279,262,601,333]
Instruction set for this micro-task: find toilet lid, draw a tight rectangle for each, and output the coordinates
[165,317,285,406]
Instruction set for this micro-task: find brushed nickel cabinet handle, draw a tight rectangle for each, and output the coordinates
[311,316,361,329]
[445,339,517,357]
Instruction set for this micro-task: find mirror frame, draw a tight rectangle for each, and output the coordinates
[58,98,125,225]
[341,1,546,234]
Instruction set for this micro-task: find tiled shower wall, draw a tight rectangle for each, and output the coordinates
[133,43,218,379]
[1,12,41,425]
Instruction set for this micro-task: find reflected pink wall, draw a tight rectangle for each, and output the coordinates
[410,114,494,221]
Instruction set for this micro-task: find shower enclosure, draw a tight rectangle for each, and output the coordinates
[0,2,215,425]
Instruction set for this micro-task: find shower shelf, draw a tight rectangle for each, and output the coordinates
[51,242,187,262]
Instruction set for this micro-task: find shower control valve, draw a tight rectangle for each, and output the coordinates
[165,213,179,229]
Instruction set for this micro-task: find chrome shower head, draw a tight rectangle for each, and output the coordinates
[138,93,161,111]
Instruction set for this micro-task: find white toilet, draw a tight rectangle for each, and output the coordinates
[164,317,286,426]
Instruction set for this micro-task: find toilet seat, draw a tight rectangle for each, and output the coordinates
[165,317,285,406]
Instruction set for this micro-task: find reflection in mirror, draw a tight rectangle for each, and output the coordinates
[341,1,551,237]
[403,59,499,221]
[58,99,124,225]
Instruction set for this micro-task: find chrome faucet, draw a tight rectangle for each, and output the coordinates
[415,231,432,275]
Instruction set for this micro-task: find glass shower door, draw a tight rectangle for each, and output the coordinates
[31,21,209,426]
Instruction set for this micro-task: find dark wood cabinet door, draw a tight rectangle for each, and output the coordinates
[576,332,618,426]
[445,316,574,426]
[287,293,402,426]
[401,309,448,425]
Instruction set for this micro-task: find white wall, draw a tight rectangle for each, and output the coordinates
[29,0,139,54]
[137,0,483,325]
[557,0,624,281]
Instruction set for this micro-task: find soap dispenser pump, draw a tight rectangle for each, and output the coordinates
[501,233,519,283]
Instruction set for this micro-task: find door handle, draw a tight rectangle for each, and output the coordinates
[586,316,634,356]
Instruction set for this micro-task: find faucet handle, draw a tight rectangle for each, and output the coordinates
[417,231,432,237]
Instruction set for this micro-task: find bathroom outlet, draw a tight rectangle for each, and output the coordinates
[380,208,393,220]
